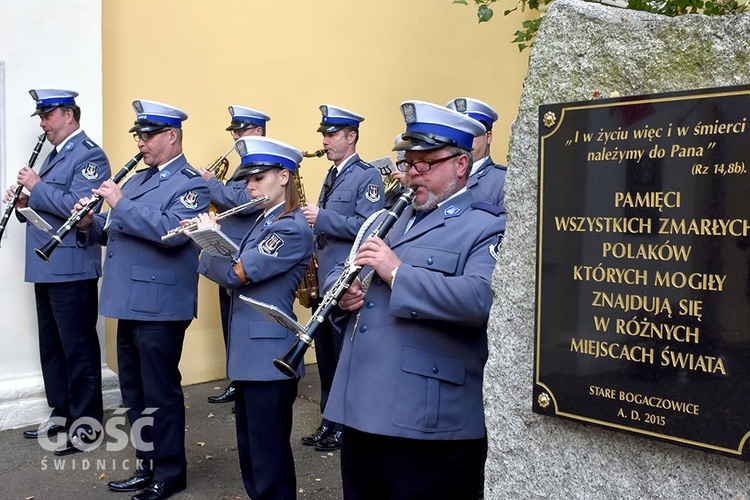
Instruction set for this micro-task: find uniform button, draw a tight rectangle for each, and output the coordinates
[427,257,434,265]
[151,276,156,280]
[410,311,418,319]
[108,252,113,258]
[432,365,439,374]
[118,225,124,230]
[359,325,367,333]
[365,301,374,309]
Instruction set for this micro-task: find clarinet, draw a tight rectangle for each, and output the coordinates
[0,133,47,245]
[273,187,416,378]
[35,152,144,262]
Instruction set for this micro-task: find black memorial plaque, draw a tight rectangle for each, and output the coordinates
[534,85,750,459]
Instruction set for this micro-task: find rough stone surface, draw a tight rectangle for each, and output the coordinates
[484,1,750,497]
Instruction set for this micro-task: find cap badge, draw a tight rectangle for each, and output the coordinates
[455,98,468,113]
[236,140,247,157]
[320,105,329,117]
[401,103,416,124]
[133,101,144,113]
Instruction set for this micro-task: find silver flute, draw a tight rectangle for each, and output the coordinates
[161,195,270,241]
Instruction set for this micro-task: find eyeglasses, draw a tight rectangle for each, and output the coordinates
[132,129,170,142]
[230,126,261,138]
[396,153,461,173]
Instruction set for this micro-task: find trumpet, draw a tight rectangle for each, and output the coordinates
[206,146,235,182]
[0,133,47,246]
[302,149,326,158]
[274,187,416,378]
[161,195,270,241]
[35,152,144,262]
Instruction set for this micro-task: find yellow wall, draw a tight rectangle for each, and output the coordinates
[102,0,533,384]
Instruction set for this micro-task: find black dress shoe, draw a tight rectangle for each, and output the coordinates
[132,479,187,500]
[23,421,67,439]
[55,429,102,456]
[108,472,153,492]
[207,384,236,404]
[54,438,82,456]
[301,425,331,446]
[315,429,343,450]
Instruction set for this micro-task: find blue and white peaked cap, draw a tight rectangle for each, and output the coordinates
[226,105,271,131]
[129,99,188,133]
[317,104,364,133]
[446,97,498,131]
[231,136,303,180]
[29,89,79,116]
[393,100,485,152]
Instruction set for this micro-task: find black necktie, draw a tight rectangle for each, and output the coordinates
[412,209,433,226]
[141,167,158,185]
[46,148,58,164]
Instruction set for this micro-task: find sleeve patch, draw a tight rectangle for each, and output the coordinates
[257,232,285,256]
[81,162,100,181]
[180,190,200,209]
[365,183,381,203]
[489,233,504,260]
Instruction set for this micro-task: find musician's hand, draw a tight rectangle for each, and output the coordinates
[354,237,401,284]
[193,212,219,231]
[4,186,28,208]
[197,167,215,181]
[92,180,123,209]
[392,171,407,187]
[301,202,319,225]
[339,278,365,311]
[17,166,42,192]
[75,197,94,230]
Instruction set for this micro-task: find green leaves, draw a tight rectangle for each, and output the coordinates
[455,0,747,51]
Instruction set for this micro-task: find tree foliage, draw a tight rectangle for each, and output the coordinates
[453,0,747,51]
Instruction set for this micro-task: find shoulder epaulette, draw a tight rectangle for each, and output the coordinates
[471,201,505,216]
[83,139,97,150]
[182,167,200,178]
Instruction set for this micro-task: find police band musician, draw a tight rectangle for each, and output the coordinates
[299,104,384,451]
[324,100,506,499]
[8,89,111,456]
[76,99,210,500]
[198,105,271,407]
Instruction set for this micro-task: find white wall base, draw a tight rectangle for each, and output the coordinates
[0,366,121,431]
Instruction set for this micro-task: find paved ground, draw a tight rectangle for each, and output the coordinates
[0,365,343,499]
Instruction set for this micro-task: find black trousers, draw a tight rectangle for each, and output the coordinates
[341,426,487,500]
[116,319,190,484]
[235,379,299,500]
[34,280,103,428]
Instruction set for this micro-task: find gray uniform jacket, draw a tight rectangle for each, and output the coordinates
[21,131,110,283]
[198,206,313,381]
[314,154,384,284]
[467,156,507,210]
[323,190,505,440]
[82,154,210,321]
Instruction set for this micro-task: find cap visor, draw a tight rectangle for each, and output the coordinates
[231,164,275,181]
